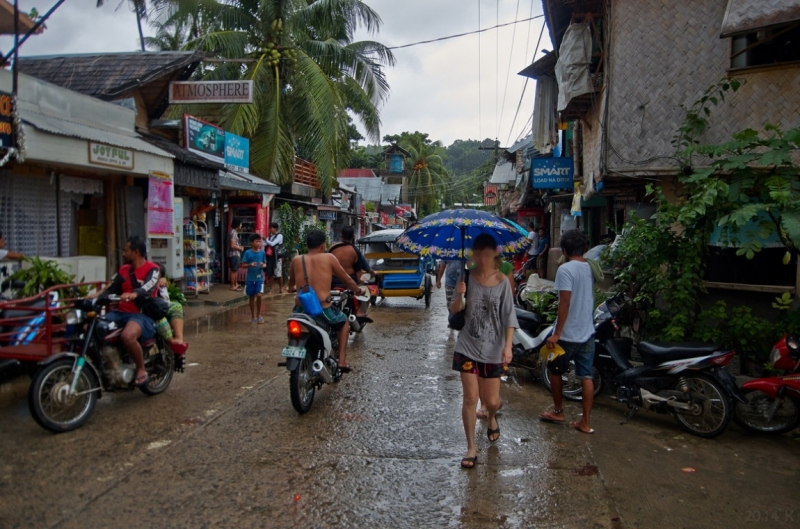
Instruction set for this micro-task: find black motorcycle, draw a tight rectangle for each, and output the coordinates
[27,296,182,433]
[544,294,747,438]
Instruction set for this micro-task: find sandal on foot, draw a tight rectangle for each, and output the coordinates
[538,410,565,424]
[257,317,265,324]
[476,409,488,419]
[134,373,149,387]
[338,364,353,373]
[571,421,595,434]
[487,418,500,442]
[460,456,477,469]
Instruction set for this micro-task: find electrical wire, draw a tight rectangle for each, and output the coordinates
[387,14,543,50]
[505,19,545,146]
[498,0,522,142]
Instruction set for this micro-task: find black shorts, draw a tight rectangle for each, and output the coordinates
[452,352,508,378]
[230,255,241,271]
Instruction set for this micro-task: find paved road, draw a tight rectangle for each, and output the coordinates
[1,289,798,528]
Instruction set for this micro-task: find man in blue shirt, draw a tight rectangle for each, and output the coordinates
[536,227,550,279]
[242,234,267,323]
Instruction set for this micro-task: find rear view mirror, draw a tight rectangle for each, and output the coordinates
[376,259,385,266]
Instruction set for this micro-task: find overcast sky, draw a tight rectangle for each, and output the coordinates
[1,0,548,146]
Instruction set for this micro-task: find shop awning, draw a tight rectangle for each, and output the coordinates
[219,170,280,194]
[720,0,800,37]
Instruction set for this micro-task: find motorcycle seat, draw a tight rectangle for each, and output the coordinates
[638,342,719,365]
[515,307,543,331]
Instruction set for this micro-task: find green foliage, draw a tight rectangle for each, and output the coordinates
[9,257,76,299]
[275,203,326,256]
[401,135,449,216]
[525,291,558,323]
[168,282,188,307]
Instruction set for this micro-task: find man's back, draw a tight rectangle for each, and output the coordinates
[291,252,337,306]
[330,242,358,275]
[554,260,593,343]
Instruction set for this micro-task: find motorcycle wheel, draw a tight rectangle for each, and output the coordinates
[28,359,99,433]
[671,374,731,439]
[540,360,603,401]
[139,342,175,396]
[290,356,316,414]
[733,389,800,435]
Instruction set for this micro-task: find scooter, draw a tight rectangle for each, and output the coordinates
[280,287,369,414]
[540,294,746,438]
[332,274,375,334]
[733,334,800,434]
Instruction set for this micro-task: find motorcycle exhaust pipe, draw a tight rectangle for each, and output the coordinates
[311,360,333,384]
[348,314,362,332]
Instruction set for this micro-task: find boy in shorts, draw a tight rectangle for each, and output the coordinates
[539,229,595,434]
[242,234,267,323]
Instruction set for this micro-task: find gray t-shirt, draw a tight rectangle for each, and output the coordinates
[554,260,594,343]
[455,278,519,364]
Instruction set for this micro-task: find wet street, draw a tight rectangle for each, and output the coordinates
[1,289,799,528]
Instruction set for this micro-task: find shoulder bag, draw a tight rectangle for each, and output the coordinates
[447,269,469,330]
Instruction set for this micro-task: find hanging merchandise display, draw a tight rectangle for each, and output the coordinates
[183,219,212,295]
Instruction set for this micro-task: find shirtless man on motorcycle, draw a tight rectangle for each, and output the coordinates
[329,226,374,317]
[287,230,363,371]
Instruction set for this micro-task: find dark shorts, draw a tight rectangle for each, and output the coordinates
[292,305,347,326]
[105,311,156,342]
[536,253,547,271]
[230,255,241,271]
[452,351,508,379]
[265,256,277,278]
[245,280,263,297]
[560,338,596,379]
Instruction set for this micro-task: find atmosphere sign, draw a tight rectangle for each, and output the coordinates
[184,115,225,163]
[170,81,254,104]
[531,157,574,189]
[224,132,250,173]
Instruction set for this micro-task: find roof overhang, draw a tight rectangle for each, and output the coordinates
[518,51,557,79]
[219,170,280,194]
[720,0,800,37]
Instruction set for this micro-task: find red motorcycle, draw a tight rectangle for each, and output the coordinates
[734,334,800,434]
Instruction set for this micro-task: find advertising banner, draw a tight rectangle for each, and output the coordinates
[531,157,574,189]
[184,115,225,163]
[148,171,175,237]
[170,80,254,104]
[0,92,12,148]
[224,132,250,173]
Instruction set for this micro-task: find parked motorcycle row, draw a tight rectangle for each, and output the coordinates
[512,285,800,439]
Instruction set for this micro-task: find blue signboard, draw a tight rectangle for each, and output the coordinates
[224,132,250,173]
[531,157,574,189]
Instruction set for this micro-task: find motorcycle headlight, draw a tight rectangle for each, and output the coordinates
[787,335,800,351]
[65,310,84,325]
[769,347,782,365]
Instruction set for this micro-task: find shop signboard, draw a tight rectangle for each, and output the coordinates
[484,184,498,206]
[184,115,225,163]
[0,91,12,148]
[169,80,254,104]
[88,142,134,169]
[531,157,574,189]
[224,132,250,173]
[148,171,175,237]
[319,210,337,221]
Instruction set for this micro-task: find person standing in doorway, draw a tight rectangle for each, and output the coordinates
[538,229,595,434]
[451,234,519,469]
[229,218,244,291]
[242,234,267,323]
[265,222,284,294]
[536,227,550,279]
[526,222,539,276]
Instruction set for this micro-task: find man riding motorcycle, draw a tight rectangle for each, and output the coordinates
[96,236,160,386]
[287,230,363,371]
[329,226,374,317]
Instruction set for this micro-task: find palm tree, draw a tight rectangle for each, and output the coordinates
[402,137,449,216]
[144,17,189,51]
[96,1,148,52]
[158,0,395,192]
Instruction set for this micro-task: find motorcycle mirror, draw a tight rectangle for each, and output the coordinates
[376,259,385,266]
[361,273,372,282]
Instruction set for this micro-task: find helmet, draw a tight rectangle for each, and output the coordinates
[540,343,570,376]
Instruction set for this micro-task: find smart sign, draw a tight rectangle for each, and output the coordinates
[531,157,574,189]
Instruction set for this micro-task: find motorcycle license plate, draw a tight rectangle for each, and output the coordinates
[368,285,380,296]
[281,346,306,359]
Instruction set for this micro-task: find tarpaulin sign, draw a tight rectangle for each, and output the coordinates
[148,171,175,237]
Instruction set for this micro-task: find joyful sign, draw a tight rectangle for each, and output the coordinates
[88,142,134,169]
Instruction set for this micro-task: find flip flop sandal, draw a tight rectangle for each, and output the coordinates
[134,374,149,387]
[338,365,353,373]
[571,421,595,434]
[257,317,265,324]
[460,456,478,469]
[487,418,500,442]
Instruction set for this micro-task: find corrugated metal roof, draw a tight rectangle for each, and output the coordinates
[490,161,517,184]
[337,177,401,204]
[219,170,280,194]
[22,111,172,158]
[721,0,800,37]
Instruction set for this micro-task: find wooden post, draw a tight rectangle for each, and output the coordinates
[104,179,116,276]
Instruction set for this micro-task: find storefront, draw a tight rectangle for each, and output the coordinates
[0,71,174,278]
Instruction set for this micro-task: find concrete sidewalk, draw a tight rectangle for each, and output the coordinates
[183,284,292,321]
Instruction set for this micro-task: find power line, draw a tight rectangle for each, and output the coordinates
[504,18,545,146]
[499,0,522,141]
[387,14,543,50]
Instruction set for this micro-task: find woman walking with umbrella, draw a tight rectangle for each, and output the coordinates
[397,209,526,468]
[450,234,519,468]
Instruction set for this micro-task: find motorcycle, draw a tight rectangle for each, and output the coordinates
[733,334,800,434]
[332,274,375,334]
[543,294,747,438]
[27,295,186,433]
[280,288,369,414]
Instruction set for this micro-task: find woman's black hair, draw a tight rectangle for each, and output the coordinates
[231,218,242,229]
[157,263,167,278]
[560,229,589,257]
[472,233,498,252]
